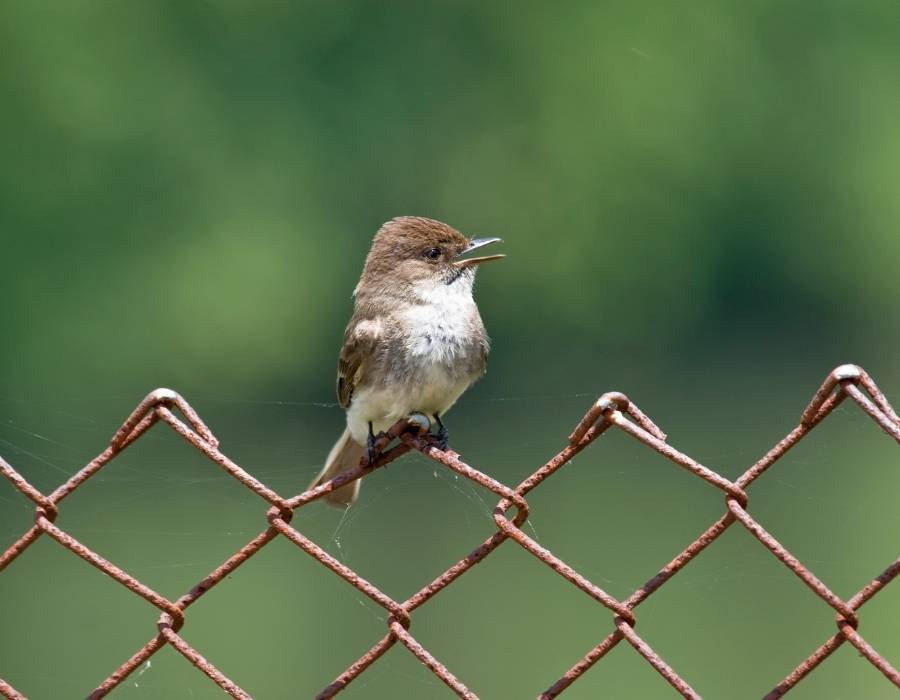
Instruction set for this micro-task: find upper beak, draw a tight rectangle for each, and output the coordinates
[453,237,505,268]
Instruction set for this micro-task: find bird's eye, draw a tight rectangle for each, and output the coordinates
[424,247,442,260]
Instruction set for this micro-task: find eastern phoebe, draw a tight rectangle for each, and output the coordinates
[309,216,504,507]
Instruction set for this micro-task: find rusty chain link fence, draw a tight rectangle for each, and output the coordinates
[1,363,898,699]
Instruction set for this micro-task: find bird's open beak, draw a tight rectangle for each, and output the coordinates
[453,237,505,269]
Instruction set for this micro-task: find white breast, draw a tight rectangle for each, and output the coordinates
[401,276,479,363]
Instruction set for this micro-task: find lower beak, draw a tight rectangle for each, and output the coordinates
[453,237,505,269]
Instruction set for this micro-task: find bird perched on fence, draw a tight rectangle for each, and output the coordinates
[309,216,504,507]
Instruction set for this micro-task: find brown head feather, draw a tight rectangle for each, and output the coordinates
[354,217,470,296]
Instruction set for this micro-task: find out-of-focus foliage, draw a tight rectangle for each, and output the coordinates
[3,0,899,394]
[1,2,898,699]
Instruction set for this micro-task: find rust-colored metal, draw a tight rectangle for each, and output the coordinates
[0,364,897,699]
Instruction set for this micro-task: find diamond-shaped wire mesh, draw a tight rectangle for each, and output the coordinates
[1,364,897,699]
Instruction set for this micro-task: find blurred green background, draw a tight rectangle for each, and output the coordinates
[1,1,898,698]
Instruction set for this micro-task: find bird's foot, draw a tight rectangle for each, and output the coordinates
[432,413,449,450]
[367,422,379,465]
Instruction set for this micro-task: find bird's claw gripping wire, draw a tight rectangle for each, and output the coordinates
[367,422,379,465]
[432,413,449,450]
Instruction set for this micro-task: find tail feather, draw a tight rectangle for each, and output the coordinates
[309,428,366,507]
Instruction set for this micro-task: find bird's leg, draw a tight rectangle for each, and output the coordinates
[433,413,449,450]
[367,422,377,464]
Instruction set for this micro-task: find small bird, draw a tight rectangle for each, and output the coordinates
[309,216,504,507]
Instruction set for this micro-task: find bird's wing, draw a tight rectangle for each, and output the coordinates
[337,317,383,409]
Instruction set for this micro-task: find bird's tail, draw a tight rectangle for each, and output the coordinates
[309,428,366,507]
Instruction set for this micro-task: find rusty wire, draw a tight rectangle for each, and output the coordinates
[0,363,898,699]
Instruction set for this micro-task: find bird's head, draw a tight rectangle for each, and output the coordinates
[357,216,504,296]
